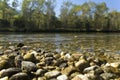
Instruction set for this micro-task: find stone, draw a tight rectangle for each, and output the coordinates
[72,74,89,80]
[45,57,54,65]
[9,72,30,80]
[21,61,37,72]
[110,62,120,68]
[0,76,8,80]
[45,53,53,57]
[0,68,21,77]
[23,53,36,62]
[84,71,96,80]
[14,55,23,67]
[61,65,76,76]
[35,69,47,76]
[72,53,82,60]
[65,53,71,59]
[57,75,68,80]
[45,70,61,79]
[38,77,46,80]
[0,60,9,70]
[17,43,24,48]
[100,73,117,80]
[83,65,99,73]
[75,59,89,72]
[4,49,13,54]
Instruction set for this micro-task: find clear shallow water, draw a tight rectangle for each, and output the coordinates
[0,33,120,53]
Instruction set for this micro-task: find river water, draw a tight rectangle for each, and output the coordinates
[0,33,120,53]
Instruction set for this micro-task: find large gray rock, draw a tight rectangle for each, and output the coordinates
[9,72,30,80]
[21,61,37,72]
[45,70,61,79]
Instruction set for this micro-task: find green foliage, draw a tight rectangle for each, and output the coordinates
[0,0,120,32]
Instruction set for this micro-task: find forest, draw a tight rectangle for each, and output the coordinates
[0,0,120,32]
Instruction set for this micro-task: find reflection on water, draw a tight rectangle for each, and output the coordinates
[0,33,120,53]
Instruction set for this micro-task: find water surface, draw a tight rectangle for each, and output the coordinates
[0,33,120,53]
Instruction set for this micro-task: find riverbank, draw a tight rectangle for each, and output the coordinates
[0,43,120,80]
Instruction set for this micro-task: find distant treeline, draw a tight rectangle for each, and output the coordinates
[0,0,120,32]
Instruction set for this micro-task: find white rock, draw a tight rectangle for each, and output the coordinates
[57,75,68,80]
[0,76,8,80]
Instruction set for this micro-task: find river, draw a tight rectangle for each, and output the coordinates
[0,33,120,54]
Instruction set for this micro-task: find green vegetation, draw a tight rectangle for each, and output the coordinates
[0,0,120,32]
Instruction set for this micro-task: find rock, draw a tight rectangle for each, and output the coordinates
[21,61,37,72]
[75,59,89,72]
[84,71,96,80]
[23,53,36,62]
[57,75,68,80]
[8,46,16,51]
[4,49,13,54]
[36,62,45,68]
[38,77,46,80]
[45,57,54,65]
[72,74,89,80]
[14,55,23,67]
[54,59,67,67]
[70,72,80,79]
[83,65,99,73]
[17,43,24,48]
[100,73,117,80]
[9,72,30,80]
[59,63,68,68]
[110,62,120,68]
[0,68,21,77]
[72,53,82,60]
[0,76,8,80]
[45,53,53,57]
[0,60,9,70]
[45,70,61,79]
[65,53,71,59]
[61,65,76,76]
[35,69,47,76]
